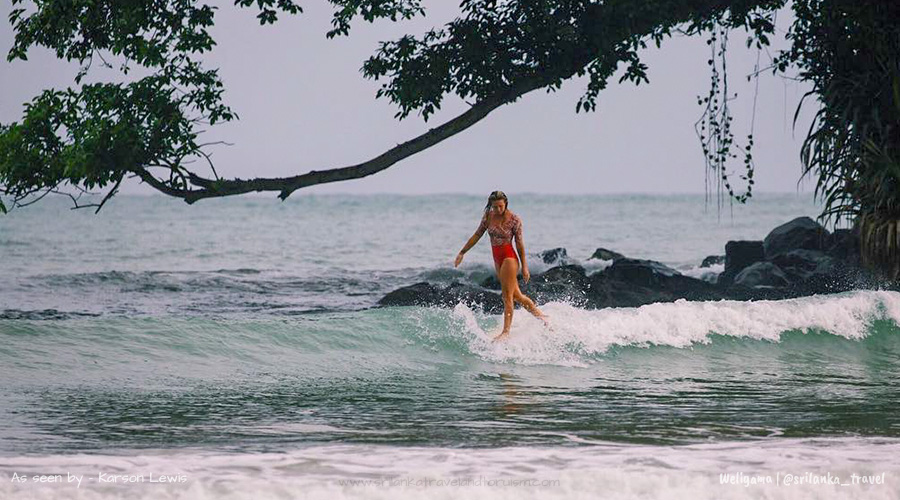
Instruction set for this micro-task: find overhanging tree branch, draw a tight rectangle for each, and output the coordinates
[1,0,785,213]
[132,0,763,205]
[147,76,552,204]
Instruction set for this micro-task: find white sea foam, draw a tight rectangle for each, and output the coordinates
[448,290,900,367]
[2,438,898,500]
[680,262,724,282]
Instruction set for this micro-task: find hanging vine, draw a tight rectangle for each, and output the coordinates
[695,22,758,216]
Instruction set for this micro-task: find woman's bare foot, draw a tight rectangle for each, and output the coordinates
[538,314,553,332]
[492,331,510,343]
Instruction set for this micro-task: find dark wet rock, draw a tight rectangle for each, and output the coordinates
[722,256,874,300]
[443,282,504,313]
[535,264,591,286]
[787,269,866,296]
[770,249,838,282]
[764,216,830,259]
[602,258,681,288]
[538,247,570,265]
[380,262,724,312]
[725,264,874,300]
[378,215,882,312]
[536,262,723,307]
[825,228,861,264]
[663,274,725,301]
[589,248,625,261]
[483,265,594,306]
[719,241,765,286]
[733,262,790,288]
[377,282,442,307]
[377,281,503,313]
[782,250,874,296]
[586,274,671,308]
[701,255,725,268]
[481,262,588,292]
[588,259,722,307]
[521,265,592,307]
[587,272,722,308]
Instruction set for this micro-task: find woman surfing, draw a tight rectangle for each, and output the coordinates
[454,191,551,342]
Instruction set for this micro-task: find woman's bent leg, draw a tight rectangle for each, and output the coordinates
[514,288,552,331]
[513,288,544,318]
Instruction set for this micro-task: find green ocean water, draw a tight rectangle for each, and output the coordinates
[2,295,900,455]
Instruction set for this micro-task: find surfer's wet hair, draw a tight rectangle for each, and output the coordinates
[484,190,508,213]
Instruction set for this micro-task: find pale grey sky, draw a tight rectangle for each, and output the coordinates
[0,1,817,197]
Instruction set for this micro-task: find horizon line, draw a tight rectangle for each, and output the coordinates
[109,190,819,198]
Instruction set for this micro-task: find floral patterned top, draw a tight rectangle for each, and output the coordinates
[475,211,523,247]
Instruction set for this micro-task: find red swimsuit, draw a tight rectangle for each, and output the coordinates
[475,211,523,268]
[491,242,519,268]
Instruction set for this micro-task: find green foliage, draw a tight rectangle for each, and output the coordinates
[234,0,302,25]
[7,0,218,75]
[326,0,424,38]
[0,0,424,212]
[774,0,900,222]
[0,77,198,202]
[231,0,425,31]
[360,0,784,120]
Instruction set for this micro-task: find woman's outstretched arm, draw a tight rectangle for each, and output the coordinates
[455,213,487,267]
